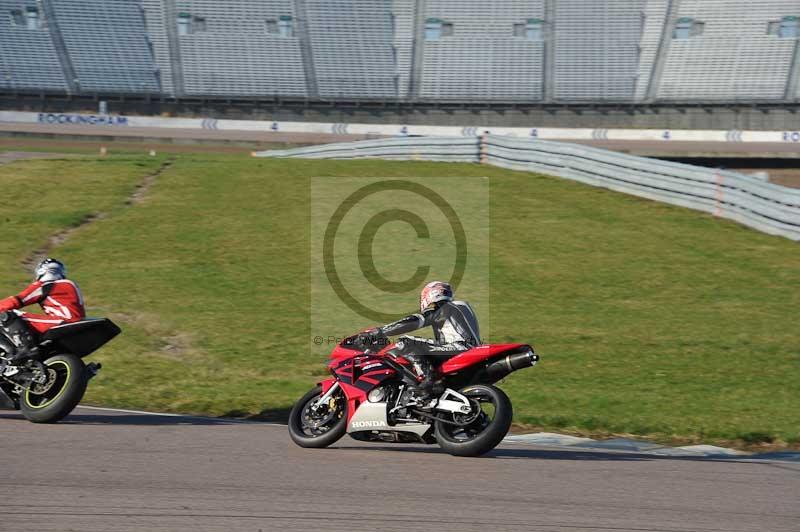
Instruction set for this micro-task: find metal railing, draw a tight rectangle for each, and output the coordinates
[255,135,800,241]
[258,136,481,162]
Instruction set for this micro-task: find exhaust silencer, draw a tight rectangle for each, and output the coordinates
[485,348,538,381]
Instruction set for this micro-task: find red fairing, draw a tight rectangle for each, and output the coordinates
[320,378,337,396]
[330,344,357,360]
[440,344,528,374]
[320,377,365,422]
[340,382,368,422]
[376,342,401,358]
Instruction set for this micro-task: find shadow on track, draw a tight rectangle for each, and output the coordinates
[222,407,291,423]
[336,443,779,464]
[0,405,293,426]
[337,444,658,461]
[0,411,248,426]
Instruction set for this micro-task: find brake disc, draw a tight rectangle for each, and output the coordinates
[452,398,482,425]
[28,367,57,395]
[305,399,337,429]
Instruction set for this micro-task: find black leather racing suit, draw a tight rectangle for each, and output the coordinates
[377,300,481,386]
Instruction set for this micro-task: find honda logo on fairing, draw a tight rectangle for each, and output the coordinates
[351,420,384,428]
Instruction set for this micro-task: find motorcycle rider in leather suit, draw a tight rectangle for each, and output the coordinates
[362,281,481,397]
[0,258,85,369]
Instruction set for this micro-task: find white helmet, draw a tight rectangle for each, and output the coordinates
[420,281,453,313]
[34,258,66,282]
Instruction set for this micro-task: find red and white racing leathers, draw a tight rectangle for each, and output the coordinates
[0,279,86,334]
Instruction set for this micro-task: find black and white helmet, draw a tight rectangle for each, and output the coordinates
[34,258,66,282]
[420,280,453,313]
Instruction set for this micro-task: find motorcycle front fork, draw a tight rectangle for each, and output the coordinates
[314,381,340,407]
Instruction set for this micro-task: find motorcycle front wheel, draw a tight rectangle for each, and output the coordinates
[20,354,87,424]
[288,385,348,448]
[434,384,513,457]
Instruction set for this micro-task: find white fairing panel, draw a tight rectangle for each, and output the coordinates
[347,402,431,436]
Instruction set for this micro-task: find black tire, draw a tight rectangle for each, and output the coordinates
[288,385,347,448]
[19,354,87,424]
[434,384,513,457]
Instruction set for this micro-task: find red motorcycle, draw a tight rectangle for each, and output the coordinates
[288,334,538,457]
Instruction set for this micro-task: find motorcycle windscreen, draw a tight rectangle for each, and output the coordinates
[41,318,122,357]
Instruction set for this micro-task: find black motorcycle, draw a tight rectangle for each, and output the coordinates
[0,318,120,423]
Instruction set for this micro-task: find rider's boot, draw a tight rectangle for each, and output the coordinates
[0,312,38,367]
[6,346,37,365]
[405,356,444,408]
[0,345,13,374]
[0,347,37,375]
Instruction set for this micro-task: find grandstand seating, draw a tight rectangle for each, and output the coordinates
[304,0,398,98]
[658,0,798,100]
[634,0,670,101]
[140,0,175,95]
[391,0,415,98]
[2,0,798,103]
[552,0,645,101]
[49,0,159,93]
[160,0,307,97]
[0,0,67,91]
[419,0,545,100]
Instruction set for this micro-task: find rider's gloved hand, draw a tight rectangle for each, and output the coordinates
[358,328,386,348]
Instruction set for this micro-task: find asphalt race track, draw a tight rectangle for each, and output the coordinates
[2,406,798,532]
[1,123,799,530]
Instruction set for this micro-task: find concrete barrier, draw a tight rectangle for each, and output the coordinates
[2,110,799,144]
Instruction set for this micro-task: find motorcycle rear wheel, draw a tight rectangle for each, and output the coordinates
[288,385,347,448]
[19,354,87,424]
[434,384,512,457]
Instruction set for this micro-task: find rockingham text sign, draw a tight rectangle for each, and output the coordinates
[37,113,129,126]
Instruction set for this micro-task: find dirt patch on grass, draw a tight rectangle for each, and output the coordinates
[22,212,107,270]
[127,158,173,206]
[158,331,196,359]
[105,310,200,360]
[22,157,174,269]
[0,151,77,164]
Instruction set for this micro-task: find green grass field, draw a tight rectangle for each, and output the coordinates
[1,145,798,448]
